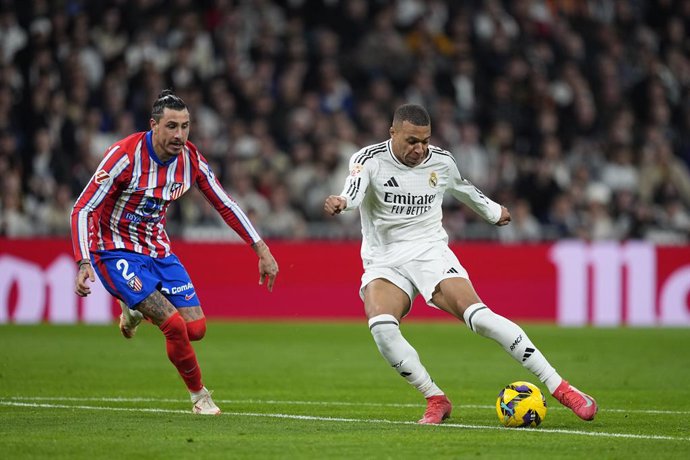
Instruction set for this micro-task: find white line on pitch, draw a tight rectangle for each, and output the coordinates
[5,396,690,416]
[1,400,688,443]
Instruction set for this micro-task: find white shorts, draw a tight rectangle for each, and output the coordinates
[359,242,469,309]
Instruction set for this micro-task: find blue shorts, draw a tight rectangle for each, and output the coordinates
[91,250,200,309]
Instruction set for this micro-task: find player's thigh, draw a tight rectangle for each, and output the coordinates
[431,277,482,321]
[153,254,204,314]
[363,278,411,320]
[177,306,205,322]
[135,289,179,326]
[91,250,159,308]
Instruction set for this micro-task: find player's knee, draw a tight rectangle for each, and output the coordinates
[186,318,206,341]
[368,314,400,347]
[463,303,493,334]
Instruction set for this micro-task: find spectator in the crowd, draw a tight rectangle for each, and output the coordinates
[0,0,688,244]
[0,9,27,65]
[451,121,495,192]
[601,145,639,192]
[226,165,271,223]
[38,183,72,236]
[498,199,542,243]
[263,183,308,240]
[583,183,616,241]
[0,169,32,237]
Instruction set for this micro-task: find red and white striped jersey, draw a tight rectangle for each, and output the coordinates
[71,131,261,262]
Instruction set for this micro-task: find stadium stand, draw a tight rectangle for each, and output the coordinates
[0,0,688,243]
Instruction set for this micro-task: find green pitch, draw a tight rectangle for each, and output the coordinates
[1,321,689,459]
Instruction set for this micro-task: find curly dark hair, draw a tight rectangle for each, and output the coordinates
[393,104,430,127]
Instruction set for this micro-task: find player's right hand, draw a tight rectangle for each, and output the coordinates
[324,195,347,216]
[75,263,96,297]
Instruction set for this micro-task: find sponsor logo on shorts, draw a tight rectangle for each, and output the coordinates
[170,282,194,295]
[184,292,196,301]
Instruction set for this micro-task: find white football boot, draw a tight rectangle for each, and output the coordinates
[118,301,143,339]
[191,387,222,415]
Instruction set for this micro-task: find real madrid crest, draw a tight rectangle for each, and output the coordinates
[429,171,438,187]
[350,164,363,176]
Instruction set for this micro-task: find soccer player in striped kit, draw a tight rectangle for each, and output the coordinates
[324,104,597,424]
[71,90,279,415]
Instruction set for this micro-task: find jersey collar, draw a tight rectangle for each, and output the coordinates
[387,139,404,166]
[145,130,178,166]
[386,139,433,167]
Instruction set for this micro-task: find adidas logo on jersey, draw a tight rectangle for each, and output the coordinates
[384,177,399,187]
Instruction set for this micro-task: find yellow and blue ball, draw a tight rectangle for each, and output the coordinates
[496,381,547,428]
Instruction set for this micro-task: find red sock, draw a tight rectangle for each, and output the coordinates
[159,313,203,392]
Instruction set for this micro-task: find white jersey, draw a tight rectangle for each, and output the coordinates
[339,139,502,262]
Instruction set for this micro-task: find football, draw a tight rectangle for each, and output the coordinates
[496,381,547,428]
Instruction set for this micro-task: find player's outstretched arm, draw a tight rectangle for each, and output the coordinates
[74,261,96,297]
[496,206,511,226]
[252,240,279,292]
[324,195,347,216]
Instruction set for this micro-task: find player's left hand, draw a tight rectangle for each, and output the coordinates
[253,241,279,292]
[496,206,511,226]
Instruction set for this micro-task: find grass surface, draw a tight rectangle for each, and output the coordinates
[1,321,689,459]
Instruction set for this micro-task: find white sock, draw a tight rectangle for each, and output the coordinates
[463,303,563,394]
[368,314,444,398]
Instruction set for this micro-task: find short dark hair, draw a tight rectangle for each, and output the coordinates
[151,89,187,122]
[393,104,430,127]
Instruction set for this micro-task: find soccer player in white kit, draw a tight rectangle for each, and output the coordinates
[324,104,597,424]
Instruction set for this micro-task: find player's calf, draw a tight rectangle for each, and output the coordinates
[159,312,203,391]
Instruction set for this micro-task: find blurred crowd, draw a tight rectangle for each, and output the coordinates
[1,0,690,243]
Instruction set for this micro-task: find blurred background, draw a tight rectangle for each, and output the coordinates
[1,0,689,244]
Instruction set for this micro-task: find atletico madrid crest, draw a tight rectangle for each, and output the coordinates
[170,182,184,200]
[127,275,143,292]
